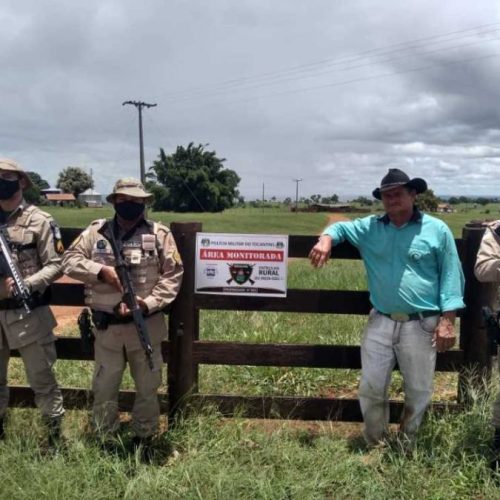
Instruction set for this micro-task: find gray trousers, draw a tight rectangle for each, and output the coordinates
[92,338,163,438]
[0,332,64,420]
[359,310,438,445]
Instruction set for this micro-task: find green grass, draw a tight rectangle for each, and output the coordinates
[44,205,331,235]
[44,203,500,237]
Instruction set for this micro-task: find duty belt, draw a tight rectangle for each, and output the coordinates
[91,309,159,330]
[378,310,440,322]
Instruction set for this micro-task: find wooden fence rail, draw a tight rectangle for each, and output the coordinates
[8,221,489,422]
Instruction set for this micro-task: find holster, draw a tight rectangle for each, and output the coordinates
[77,307,96,357]
[91,310,110,330]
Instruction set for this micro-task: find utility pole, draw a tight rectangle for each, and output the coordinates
[122,100,157,184]
[292,178,302,213]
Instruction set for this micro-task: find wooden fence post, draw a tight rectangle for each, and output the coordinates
[459,221,491,400]
[168,222,202,423]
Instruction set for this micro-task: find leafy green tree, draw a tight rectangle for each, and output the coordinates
[352,196,373,206]
[28,172,50,191]
[474,197,491,206]
[146,182,171,212]
[149,143,240,212]
[24,172,50,204]
[56,167,93,197]
[415,188,440,212]
[321,194,339,204]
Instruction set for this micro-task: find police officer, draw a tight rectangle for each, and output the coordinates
[474,221,500,470]
[0,158,65,443]
[62,178,183,448]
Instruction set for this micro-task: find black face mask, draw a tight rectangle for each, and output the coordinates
[115,200,145,221]
[0,179,20,200]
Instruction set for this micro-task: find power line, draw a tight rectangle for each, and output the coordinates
[166,34,500,104]
[169,50,500,109]
[162,22,500,102]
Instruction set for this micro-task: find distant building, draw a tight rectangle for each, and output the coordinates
[437,203,455,213]
[78,188,103,208]
[44,193,76,206]
[292,203,370,214]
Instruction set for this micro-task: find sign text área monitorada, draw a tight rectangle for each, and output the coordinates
[199,249,284,262]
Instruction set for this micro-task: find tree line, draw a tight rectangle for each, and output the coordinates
[25,143,497,213]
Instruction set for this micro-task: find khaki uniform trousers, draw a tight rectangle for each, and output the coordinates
[0,331,64,420]
[92,327,163,438]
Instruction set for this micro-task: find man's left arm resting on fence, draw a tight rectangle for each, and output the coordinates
[310,218,368,268]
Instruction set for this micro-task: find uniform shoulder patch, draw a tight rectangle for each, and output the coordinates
[172,248,182,266]
[50,220,65,254]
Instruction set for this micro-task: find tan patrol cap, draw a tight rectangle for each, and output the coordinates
[0,158,33,189]
[106,177,153,203]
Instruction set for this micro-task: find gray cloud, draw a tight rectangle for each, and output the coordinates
[1,0,500,201]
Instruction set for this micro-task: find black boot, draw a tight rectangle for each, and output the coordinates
[491,427,500,471]
[0,417,4,440]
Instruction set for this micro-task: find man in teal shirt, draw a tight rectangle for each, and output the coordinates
[309,169,464,446]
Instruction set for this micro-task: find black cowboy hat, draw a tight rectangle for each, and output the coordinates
[372,168,427,200]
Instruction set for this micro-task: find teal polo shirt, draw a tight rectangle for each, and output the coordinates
[322,210,465,314]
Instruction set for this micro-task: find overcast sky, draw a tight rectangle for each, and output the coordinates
[2,0,500,201]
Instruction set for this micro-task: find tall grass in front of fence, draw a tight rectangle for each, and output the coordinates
[0,376,498,499]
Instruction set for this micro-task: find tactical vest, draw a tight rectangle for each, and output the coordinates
[6,205,44,280]
[85,220,164,313]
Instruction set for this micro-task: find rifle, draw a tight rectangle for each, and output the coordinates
[0,225,33,314]
[106,220,155,370]
[482,306,500,356]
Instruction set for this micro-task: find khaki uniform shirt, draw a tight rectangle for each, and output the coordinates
[0,201,63,349]
[474,221,500,309]
[62,218,184,349]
